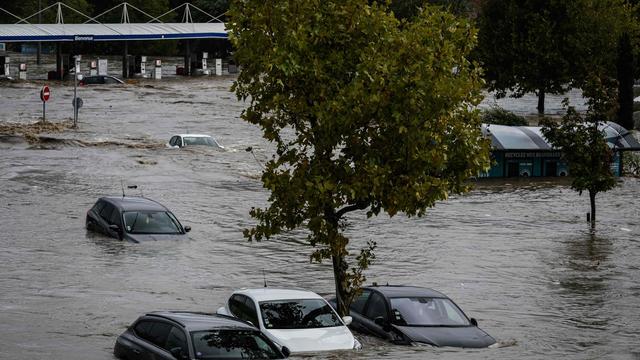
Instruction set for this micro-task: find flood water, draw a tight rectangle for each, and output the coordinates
[1,74,639,360]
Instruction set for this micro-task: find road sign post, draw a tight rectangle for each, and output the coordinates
[40,85,50,122]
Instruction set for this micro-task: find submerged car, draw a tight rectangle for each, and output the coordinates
[86,196,190,242]
[79,75,125,85]
[336,285,495,348]
[167,134,224,149]
[114,311,289,360]
[217,288,361,353]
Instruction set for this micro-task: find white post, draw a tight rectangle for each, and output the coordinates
[153,59,162,80]
[98,59,108,75]
[140,56,147,77]
[90,60,97,76]
[19,63,27,80]
[215,58,222,76]
[202,52,208,70]
[73,55,81,128]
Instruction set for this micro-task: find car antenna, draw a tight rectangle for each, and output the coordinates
[245,146,265,170]
[263,269,268,288]
[121,180,126,198]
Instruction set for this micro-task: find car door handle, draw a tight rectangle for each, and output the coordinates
[132,349,141,354]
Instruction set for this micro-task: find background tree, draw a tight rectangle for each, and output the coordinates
[476,0,632,114]
[541,76,618,229]
[617,33,635,130]
[229,0,490,315]
[380,0,476,20]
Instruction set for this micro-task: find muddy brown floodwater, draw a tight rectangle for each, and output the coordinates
[1,75,639,360]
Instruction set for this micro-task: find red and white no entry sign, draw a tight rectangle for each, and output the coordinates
[40,85,51,102]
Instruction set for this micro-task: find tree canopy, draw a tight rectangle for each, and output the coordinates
[229,0,490,315]
[476,0,634,114]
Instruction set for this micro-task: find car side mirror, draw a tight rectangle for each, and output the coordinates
[109,224,120,232]
[342,316,352,326]
[184,225,191,233]
[470,318,478,327]
[281,346,291,358]
[170,347,188,360]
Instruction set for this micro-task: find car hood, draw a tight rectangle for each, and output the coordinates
[124,233,188,242]
[392,325,495,348]
[265,326,355,352]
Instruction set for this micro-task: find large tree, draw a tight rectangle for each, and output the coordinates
[229,0,491,315]
[476,0,633,114]
[541,76,618,229]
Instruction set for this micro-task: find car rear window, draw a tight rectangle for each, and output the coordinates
[190,330,281,359]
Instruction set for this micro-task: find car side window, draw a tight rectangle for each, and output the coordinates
[164,326,188,354]
[229,295,259,326]
[364,292,387,321]
[99,203,114,223]
[229,294,243,317]
[169,136,178,146]
[146,321,172,348]
[109,208,122,226]
[243,296,259,326]
[104,77,118,84]
[92,200,106,214]
[350,289,371,314]
[133,321,153,340]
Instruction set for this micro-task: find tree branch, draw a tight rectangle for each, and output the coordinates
[335,201,369,219]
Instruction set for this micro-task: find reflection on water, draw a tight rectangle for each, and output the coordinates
[1,77,639,360]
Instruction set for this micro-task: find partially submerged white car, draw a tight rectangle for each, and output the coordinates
[167,134,224,149]
[217,288,361,353]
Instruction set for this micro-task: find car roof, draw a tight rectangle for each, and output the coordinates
[175,134,212,138]
[234,288,324,302]
[143,311,257,332]
[100,196,169,212]
[365,285,448,299]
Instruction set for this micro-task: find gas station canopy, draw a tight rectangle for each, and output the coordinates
[0,23,227,42]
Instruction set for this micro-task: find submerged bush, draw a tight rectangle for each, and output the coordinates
[481,106,529,126]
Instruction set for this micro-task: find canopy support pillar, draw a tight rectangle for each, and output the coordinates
[56,42,62,80]
[122,41,129,78]
[184,40,191,76]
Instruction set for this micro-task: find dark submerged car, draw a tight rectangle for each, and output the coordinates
[114,311,289,360]
[336,285,495,348]
[86,196,190,242]
[79,75,124,85]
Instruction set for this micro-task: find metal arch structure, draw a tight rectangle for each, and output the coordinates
[0,2,229,79]
[0,2,228,42]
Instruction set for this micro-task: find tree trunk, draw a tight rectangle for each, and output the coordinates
[331,252,349,316]
[589,189,596,229]
[537,88,545,114]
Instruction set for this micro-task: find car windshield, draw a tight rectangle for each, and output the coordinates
[123,211,182,234]
[191,330,281,359]
[183,136,219,147]
[390,297,470,326]
[259,299,342,329]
